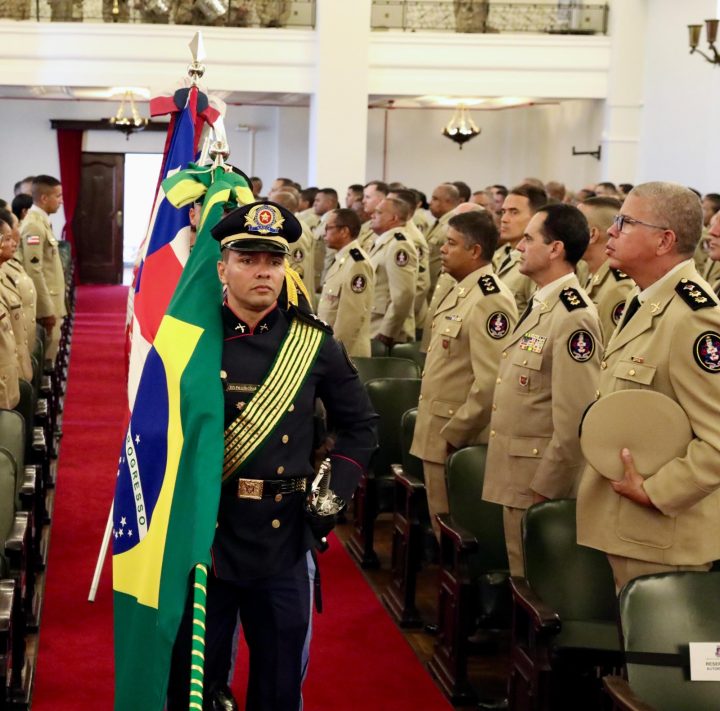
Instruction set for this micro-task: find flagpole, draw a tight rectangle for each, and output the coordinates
[88,504,114,602]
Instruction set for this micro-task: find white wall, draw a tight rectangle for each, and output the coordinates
[637,0,720,192]
[366,100,603,196]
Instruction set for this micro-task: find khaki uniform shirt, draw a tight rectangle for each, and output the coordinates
[585,261,635,345]
[0,287,19,409]
[317,240,374,358]
[0,270,31,382]
[413,209,431,237]
[20,205,67,320]
[368,228,418,342]
[483,275,601,509]
[287,220,315,297]
[577,262,720,565]
[494,246,536,316]
[411,267,518,463]
[405,220,431,327]
[702,259,720,295]
[426,211,453,299]
[3,259,36,355]
[420,273,456,352]
[357,221,375,253]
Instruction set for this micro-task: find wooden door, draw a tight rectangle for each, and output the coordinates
[74,152,124,284]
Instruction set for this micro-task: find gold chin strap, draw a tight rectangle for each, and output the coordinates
[284,264,311,308]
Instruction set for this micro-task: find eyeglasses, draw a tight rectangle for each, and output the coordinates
[612,214,669,233]
[325,224,344,232]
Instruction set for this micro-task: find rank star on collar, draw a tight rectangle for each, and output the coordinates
[235,323,246,333]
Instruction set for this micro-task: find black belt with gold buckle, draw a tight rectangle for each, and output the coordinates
[237,477,308,500]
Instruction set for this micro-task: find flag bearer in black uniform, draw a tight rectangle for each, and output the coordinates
[168,202,378,711]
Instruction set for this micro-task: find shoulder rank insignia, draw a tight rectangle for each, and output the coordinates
[393,232,407,242]
[676,279,716,310]
[567,329,596,362]
[611,268,630,281]
[478,274,500,295]
[486,311,510,339]
[693,331,720,373]
[349,248,364,262]
[559,287,587,311]
[291,306,333,335]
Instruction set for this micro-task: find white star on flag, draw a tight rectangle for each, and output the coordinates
[120,516,127,526]
[135,434,141,445]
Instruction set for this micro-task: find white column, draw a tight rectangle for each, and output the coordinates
[601,0,647,183]
[307,0,372,193]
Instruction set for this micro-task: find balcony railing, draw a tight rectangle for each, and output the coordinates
[371,1,609,35]
[0,0,315,27]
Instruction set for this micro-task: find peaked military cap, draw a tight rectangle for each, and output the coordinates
[211,201,302,255]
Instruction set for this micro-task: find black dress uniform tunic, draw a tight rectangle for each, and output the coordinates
[213,300,378,582]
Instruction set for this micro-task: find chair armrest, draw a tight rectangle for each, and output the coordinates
[40,376,52,397]
[35,398,49,420]
[32,426,47,454]
[603,676,657,711]
[0,580,13,635]
[509,576,561,633]
[5,512,29,557]
[392,465,425,493]
[18,466,36,512]
[437,512,478,552]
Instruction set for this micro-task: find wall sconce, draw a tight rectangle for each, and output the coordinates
[688,18,720,64]
[109,90,149,139]
[442,104,481,149]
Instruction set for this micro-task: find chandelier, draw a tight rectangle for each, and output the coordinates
[442,104,481,149]
[687,18,720,64]
[109,90,149,139]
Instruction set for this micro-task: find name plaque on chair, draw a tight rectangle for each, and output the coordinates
[689,642,720,680]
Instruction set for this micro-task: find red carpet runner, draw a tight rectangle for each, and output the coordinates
[32,284,452,710]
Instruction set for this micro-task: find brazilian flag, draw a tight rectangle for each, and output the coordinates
[112,166,255,710]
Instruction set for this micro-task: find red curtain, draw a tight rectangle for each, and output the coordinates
[56,128,83,252]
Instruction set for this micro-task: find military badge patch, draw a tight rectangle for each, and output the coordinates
[519,375,528,387]
[292,248,304,263]
[395,249,409,266]
[351,274,367,293]
[611,301,626,324]
[26,236,40,245]
[244,204,284,235]
[567,330,595,362]
[486,311,510,339]
[442,339,450,349]
[693,331,720,373]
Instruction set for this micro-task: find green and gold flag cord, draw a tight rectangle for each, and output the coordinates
[189,564,208,710]
[164,162,312,310]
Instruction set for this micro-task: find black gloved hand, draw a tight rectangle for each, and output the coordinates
[305,509,337,552]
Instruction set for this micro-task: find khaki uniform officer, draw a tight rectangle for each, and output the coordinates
[20,177,66,367]
[483,204,601,576]
[411,211,517,538]
[358,181,389,253]
[578,196,633,344]
[577,183,720,592]
[0,291,19,409]
[494,246,535,315]
[426,184,462,298]
[420,273,456,352]
[368,199,418,346]
[3,259,36,355]
[585,262,634,344]
[404,218,431,329]
[287,220,315,297]
[0,272,31,383]
[317,209,374,358]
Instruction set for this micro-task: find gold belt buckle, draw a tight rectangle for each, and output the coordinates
[237,478,263,500]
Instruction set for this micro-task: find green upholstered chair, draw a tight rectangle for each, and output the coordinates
[370,339,390,357]
[382,407,430,627]
[604,571,720,711]
[390,341,426,370]
[509,499,622,711]
[347,378,421,569]
[428,445,510,705]
[352,356,420,384]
